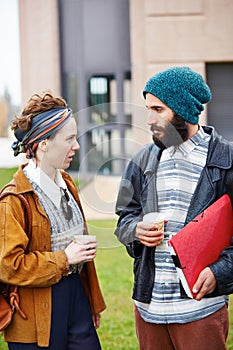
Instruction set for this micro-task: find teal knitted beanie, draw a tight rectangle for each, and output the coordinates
[143,66,212,124]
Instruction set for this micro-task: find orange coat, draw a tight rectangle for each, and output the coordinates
[0,165,106,347]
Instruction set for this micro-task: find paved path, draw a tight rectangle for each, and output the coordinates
[79,175,121,220]
[0,137,25,167]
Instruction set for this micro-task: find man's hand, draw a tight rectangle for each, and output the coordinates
[192,267,217,300]
[135,221,164,247]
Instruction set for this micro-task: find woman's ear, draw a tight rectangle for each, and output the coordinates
[38,139,48,152]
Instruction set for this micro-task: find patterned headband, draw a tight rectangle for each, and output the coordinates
[11,107,72,158]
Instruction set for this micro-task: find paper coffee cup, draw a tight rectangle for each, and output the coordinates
[143,212,165,231]
[75,235,97,245]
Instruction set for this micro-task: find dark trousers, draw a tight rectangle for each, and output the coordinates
[8,273,101,350]
[135,304,229,350]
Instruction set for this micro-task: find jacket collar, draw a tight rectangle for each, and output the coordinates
[13,164,34,194]
[13,164,74,196]
[143,144,162,175]
[203,126,233,169]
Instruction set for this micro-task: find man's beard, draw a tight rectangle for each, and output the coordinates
[152,114,189,149]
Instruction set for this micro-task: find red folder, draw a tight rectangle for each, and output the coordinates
[168,194,233,298]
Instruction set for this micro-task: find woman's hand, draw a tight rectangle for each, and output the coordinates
[64,240,97,265]
[135,221,164,247]
[92,313,101,329]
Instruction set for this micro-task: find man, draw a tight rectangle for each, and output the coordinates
[114,66,233,350]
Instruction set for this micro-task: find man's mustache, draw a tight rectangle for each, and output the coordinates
[150,125,164,133]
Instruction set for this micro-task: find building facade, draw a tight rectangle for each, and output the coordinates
[130,0,233,144]
[18,0,233,175]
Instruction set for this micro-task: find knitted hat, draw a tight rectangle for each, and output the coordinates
[143,66,212,124]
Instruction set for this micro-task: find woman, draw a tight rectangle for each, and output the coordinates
[0,92,106,349]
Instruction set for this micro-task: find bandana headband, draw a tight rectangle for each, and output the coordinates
[11,107,72,158]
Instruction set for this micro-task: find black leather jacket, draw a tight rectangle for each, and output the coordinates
[115,126,233,303]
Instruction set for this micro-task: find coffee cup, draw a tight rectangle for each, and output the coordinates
[143,212,165,231]
[74,235,97,245]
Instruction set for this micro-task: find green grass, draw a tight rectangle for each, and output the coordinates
[0,335,7,350]
[0,168,17,188]
[0,169,233,349]
[228,296,233,350]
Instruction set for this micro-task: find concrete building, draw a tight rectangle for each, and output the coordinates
[130,0,233,144]
[18,0,233,174]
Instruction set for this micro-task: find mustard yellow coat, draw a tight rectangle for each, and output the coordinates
[0,165,106,347]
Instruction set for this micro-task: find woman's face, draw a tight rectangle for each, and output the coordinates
[40,118,80,174]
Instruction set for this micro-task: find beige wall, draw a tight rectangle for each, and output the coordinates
[18,0,61,106]
[130,0,233,146]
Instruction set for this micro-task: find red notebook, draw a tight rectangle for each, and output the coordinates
[168,194,233,298]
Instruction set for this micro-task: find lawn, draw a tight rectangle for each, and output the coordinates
[0,169,233,349]
[0,168,18,188]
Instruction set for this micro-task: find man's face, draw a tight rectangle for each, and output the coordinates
[145,93,188,149]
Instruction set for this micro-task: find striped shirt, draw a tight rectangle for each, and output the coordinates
[135,127,226,324]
